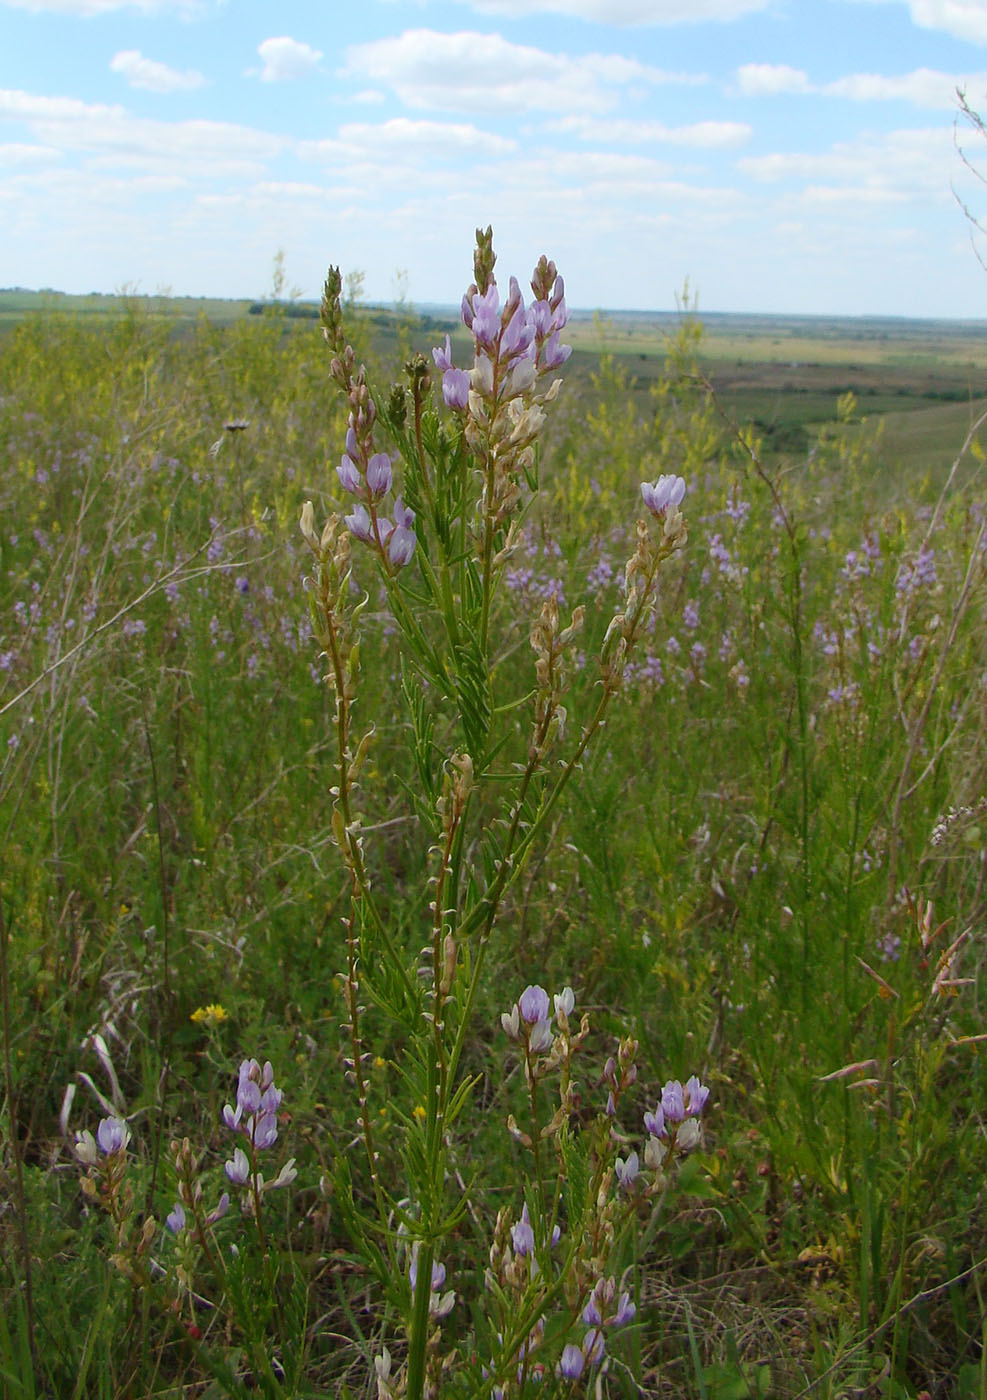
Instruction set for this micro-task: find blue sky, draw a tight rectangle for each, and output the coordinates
[3,0,987,316]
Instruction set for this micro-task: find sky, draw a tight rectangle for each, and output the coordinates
[4,0,987,317]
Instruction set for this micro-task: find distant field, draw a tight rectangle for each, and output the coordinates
[3,285,986,482]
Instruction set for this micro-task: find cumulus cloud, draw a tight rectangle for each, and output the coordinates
[256,37,323,82]
[2,0,197,13]
[0,88,283,177]
[304,117,516,164]
[901,0,987,45]
[551,115,750,146]
[737,62,979,109]
[110,50,204,93]
[431,0,769,22]
[736,64,811,96]
[738,126,955,205]
[344,29,701,114]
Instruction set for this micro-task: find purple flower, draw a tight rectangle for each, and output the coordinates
[166,1202,186,1234]
[223,1058,283,1150]
[442,368,470,409]
[613,1291,636,1327]
[583,1327,605,1366]
[337,454,362,495]
[684,1075,709,1116]
[518,985,550,1024]
[614,1151,639,1189]
[366,453,393,500]
[344,504,373,542]
[511,1203,535,1257]
[387,524,417,568]
[96,1116,130,1155]
[542,331,571,369]
[225,1146,251,1185]
[432,335,455,372]
[470,284,501,346]
[641,475,686,516]
[661,1080,686,1123]
[558,1344,584,1380]
[644,1104,666,1139]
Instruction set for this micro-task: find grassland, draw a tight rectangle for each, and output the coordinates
[0,282,985,1398]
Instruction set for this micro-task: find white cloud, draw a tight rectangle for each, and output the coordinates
[0,141,61,164]
[738,127,956,206]
[736,63,811,96]
[435,0,769,23]
[256,37,323,83]
[907,0,987,45]
[824,67,978,108]
[550,115,750,146]
[737,62,980,109]
[331,118,515,159]
[0,89,283,177]
[2,0,196,13]
[343,29,699,114]
[110,50,204,93]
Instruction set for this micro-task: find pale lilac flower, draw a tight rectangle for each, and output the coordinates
[96,1116,130,1155]
[387,524,417,568]
[366,453,393,499]
[519,985,550,1023]
[583,1327,605,1366]
[442,368,470,409]
[166,1202,186,1234]
[225,1146,251,1185]
[558,1344,585,1380]
[337,454,362,495]
[684,1075,710,1115]
[641,475,686,516]
[614,1292,636,1327]
[661,1080,686,1123]
[643,1104,666,1140]
[614,1151,639,1188]
[553,986,574,1019]
[511,1203,535,1257]
[542,331,571,369]
[344,504,373,542]
[432,335,455,372]
[206,1192,230,1224]
[470,284,501,346]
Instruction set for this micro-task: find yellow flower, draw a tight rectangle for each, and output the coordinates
[190,1003,230,1028]
[413,1104,426,1121]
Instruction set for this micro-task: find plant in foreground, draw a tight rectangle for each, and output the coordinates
[73,228,706,1396]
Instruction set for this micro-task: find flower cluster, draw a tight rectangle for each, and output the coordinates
[558,1276,636,1382]
[408,1242,456,1320]
[501,984,575,1063]
[320,267,417,571]
[435,228,571,531]
[222,1058,296,1195]
[337,436,417,569]
[642,1075,710,1165]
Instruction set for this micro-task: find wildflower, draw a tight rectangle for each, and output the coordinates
[558,1345,584,1379]
[225,1146,251,1185]
[96,1116,131,1156]
[166,1202,186,1234]
[511,1203,535,1257]
[614,1151,639,1189]
[190,1003,229,1028]
[640,475,686,517]
[223,1058,282,1150]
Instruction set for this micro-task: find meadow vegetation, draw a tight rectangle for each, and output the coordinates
[1,235,986,1399]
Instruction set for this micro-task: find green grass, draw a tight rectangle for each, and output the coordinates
[0,293,985,1397]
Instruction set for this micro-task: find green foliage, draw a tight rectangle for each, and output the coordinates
[1,265,985,1398]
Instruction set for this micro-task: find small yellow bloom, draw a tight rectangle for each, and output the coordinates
[190,1003,230,1028]
[413,1104,426,1121]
